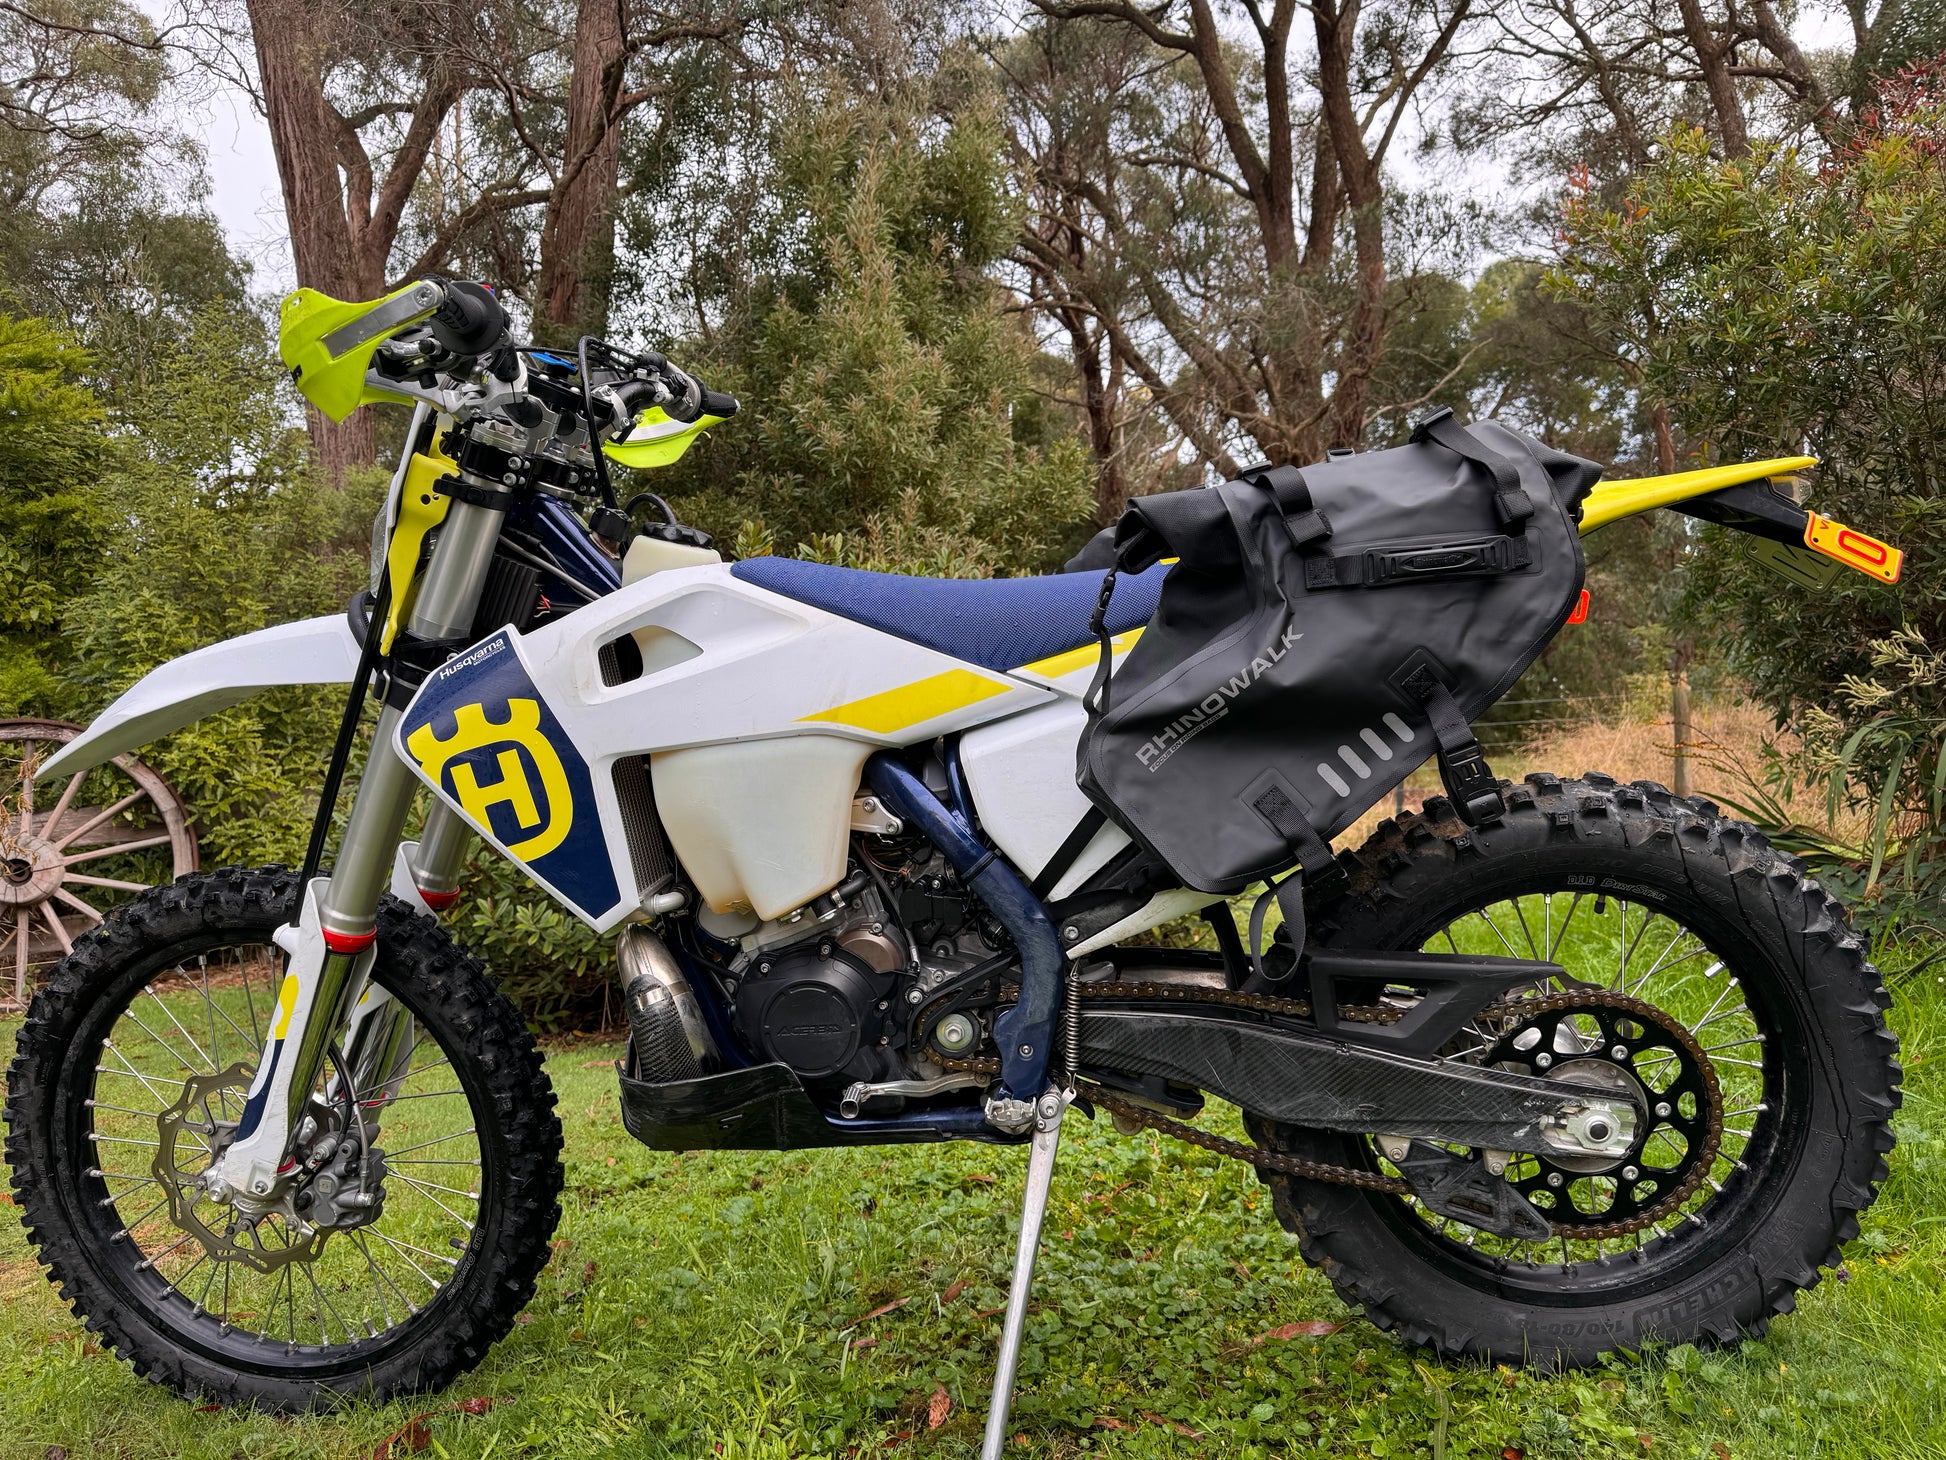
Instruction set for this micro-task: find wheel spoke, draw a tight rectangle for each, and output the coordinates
[36,771,85,844]
[40,904,73,954]
[51,887,104,923]
[384,1128,478,1159]
[51,790,146,851]
[64,873,153,893]
[63,834,177,866]
[145,987,220,1072]
[1546,893,1584,961]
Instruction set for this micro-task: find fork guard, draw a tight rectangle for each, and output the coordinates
[1078,1006,1629,1156]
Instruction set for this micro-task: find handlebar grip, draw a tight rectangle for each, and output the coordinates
[699,389,740,419]
[428,280,507,356]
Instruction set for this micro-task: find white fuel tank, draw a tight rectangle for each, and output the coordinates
[958,698,1130,900]
[652,736,871,919]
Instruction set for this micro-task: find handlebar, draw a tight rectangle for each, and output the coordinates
[368,277,737,440]
[427,280,509,356]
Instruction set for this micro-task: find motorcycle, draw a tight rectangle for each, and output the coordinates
[3,276,1906,1451]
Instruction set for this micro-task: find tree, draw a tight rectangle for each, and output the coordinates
[0,316,110,713]
[655,86,1094,574]
[0,0,254,402]
[1001,0,1474,482]
[238,0,551,475]
[1557,80,1946,910]
[526,0,741,342]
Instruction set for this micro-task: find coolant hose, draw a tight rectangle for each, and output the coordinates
[864,753,1062,1102]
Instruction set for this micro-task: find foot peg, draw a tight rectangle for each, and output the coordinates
[1393,1140,1551,1241]
[980,1089,1068,1459]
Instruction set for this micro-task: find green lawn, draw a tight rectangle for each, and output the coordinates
[5,939,1946,1460]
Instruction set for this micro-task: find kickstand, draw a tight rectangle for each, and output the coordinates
[981,1089,1070,1460]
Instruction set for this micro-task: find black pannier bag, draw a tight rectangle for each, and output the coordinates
[1074,409,1602,958]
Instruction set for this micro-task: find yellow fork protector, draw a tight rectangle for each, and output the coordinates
[381,447,459,652]
[278,281,445,422]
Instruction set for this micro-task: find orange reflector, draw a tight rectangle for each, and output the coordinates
[1804,513,1902,584]
[1566,589,1590,624]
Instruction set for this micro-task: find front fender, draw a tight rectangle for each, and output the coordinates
[36,613,362,781]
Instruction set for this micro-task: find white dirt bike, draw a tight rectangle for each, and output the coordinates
[3,277,1905,1453]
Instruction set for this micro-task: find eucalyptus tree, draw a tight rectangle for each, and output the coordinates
[999,0,1478,484]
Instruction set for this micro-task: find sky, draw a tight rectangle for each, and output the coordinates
[161,4,1860,301]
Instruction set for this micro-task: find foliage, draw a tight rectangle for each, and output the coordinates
[1557,99,1946,920]
[6,938,1946,1455]
[0,315,112,710]
[651,85,1094,576]
[447,854,617,1032]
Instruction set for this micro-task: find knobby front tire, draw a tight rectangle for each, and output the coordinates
[4,867,564,1411]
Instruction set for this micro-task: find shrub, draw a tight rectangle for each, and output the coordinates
[1556,83,1946,921]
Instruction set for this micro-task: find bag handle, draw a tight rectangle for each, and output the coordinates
[1411,407,1535,532]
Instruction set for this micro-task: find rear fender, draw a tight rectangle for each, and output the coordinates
[1579,455,1902,586]
[34,613,362,782]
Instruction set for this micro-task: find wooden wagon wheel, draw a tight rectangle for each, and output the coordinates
[1,719,200,1011]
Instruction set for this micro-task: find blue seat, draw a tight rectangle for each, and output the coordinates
[730,558,1167,674]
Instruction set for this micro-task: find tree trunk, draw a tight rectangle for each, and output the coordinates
[249,0,382,475]
[1675,0,1751,158]
[536,0,627,344]
[1314,0,1386,448]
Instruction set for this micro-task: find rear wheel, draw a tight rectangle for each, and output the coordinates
[5,867,564,1410]
[1252,773,1900,1366]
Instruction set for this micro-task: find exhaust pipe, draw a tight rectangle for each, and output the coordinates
[618,924,718,1082]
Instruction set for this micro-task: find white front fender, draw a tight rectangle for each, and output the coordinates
[35,613,362,781]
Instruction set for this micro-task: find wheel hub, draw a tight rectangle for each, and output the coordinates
[0,823,61,907]
[1484,992,1723,1235]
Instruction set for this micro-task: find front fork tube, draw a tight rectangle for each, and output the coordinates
[211,495,503,1193]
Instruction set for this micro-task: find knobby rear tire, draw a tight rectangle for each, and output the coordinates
[4,866,565,1411]
[1252,773,1901,1368]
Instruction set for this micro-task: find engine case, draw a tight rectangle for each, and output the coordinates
[732,943,901,1087]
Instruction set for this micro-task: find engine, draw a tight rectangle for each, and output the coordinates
[692,824,1005,1096]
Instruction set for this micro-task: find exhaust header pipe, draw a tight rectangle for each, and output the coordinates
[618,924,718,1083]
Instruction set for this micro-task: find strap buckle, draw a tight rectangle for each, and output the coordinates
[1436,740,1506,826]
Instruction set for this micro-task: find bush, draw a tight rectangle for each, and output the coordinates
[1556,84,1946,921]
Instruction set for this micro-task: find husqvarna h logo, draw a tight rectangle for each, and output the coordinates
[406,699,574,859]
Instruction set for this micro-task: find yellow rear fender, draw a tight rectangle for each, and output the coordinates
[1577,457,1818,531]
[278,281,445,422]
[1579,456,1902,586]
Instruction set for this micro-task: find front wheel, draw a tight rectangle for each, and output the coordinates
[1252,773,1901,1367]
[4,867,564,1410]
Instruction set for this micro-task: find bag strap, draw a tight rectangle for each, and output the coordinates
[1411,407,1535,533]
[1031,805,1108,900]
[1082,565,1120,718]
[1246,782,1335,982]
[1236,463,1333,551]
[1405,673,1507,827]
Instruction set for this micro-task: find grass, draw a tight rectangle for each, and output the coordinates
[2,700,1940,1459]
[4,928,1946,1459]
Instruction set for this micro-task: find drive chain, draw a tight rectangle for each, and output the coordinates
[934,983,1724,1239]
